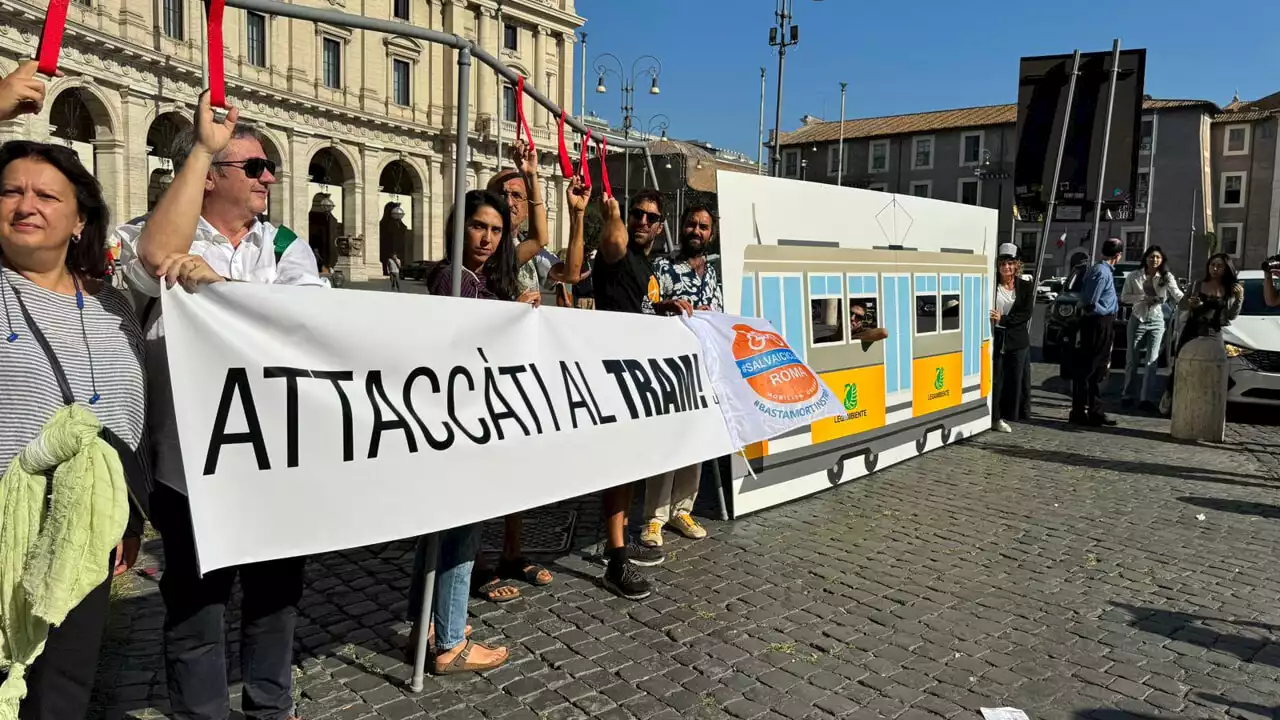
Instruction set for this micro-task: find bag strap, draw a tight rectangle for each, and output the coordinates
[12,287,75,406]
[274,225,298,263]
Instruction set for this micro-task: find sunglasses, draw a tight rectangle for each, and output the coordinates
[629,208,663,225]
[212,157,277,180]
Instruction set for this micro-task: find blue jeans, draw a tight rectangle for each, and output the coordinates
[407,524,480,652]
[1123,314,1165,403]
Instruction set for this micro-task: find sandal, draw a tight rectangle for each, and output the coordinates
[406,623,472,657]
[499,557,554,587]
[434,639,510,675]
[474,574,521,603]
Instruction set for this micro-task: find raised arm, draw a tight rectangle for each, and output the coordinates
[553,176,589,284]
[597,196,628,264]
[137,91,239,272]
[512,140,550,267]
[0,61,51,122]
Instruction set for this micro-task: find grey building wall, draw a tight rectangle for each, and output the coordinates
[1210,116,1279,271]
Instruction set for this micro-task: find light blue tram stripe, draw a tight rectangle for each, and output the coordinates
[761,276,782,335]
[741,273,756,316]
[897,276,912,391]
[782,276,805,362]
[883,276,900,393]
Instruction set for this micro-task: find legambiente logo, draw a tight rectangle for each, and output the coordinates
[842,383,858,411]
[934,367,945,391]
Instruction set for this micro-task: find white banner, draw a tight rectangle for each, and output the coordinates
[161,284,736,572]
[682,314,843,449]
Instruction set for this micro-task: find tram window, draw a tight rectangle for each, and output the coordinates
[810,298,844,345]
[850,298,878,331]
[941,294,961,331]
[916,296,938,333]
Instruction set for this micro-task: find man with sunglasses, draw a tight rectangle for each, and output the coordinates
[591,189,691,600]
[117,93,323,720]
[849,301,889,348]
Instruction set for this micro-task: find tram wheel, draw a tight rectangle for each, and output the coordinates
[826,459,844,486]
[864,452,879,473]
[915,434,929,454]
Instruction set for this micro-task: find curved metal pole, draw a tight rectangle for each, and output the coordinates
[223,0,652,150]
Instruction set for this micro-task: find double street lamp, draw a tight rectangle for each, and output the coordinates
[768,0,823,177]
[595,52,662,198]
[645,114,671,140]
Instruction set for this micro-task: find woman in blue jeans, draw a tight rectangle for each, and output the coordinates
[1119,245,1182,412]
[410,188,541,674]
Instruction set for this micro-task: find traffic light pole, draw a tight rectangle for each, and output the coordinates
[1031,49,1082,288]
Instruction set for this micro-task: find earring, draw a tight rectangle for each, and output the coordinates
[70,234,81,245]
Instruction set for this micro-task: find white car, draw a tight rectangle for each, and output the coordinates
[1221,270,1280,406]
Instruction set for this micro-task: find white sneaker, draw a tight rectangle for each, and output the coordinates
[993,420,1012,433]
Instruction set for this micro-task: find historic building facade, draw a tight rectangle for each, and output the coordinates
[0,0,585,275]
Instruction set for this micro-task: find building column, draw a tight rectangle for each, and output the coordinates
[288,130,312,233]
[476,8,496,129]
[361,144,383,275]
[532,27,547,129]
[118,89,151,221]
[94,138,127,229]
[559,32,574,116]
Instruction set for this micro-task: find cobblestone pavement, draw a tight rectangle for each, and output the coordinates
[91,363,1280,720]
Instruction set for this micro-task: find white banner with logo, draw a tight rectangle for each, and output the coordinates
[681,313,844,449]
[161,284,737,572]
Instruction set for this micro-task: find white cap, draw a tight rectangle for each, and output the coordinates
[997,242,1019,259]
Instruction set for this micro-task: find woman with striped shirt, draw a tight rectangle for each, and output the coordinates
[0,63,153,719]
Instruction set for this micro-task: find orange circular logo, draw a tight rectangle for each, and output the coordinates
[647,276,661,304]
[730,324,820,404]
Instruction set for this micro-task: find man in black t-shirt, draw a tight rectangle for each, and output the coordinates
[592,189,692,600]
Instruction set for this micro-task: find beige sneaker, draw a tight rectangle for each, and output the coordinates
[640,520,663,548]
[667,512,707,540]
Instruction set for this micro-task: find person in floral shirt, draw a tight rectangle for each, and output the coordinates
[642,205,723,551]
[653,205,723,312]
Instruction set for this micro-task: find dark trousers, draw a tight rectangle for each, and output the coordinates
[389,272,400,291]
[16,553,113,720]
[992,345,1029,423]
[1020,350,1033,419]
[152,485,306,720]
[1072,314,1115,418]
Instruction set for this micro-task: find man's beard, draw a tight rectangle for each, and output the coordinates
[681,235,706,257]
[630,230,655,250]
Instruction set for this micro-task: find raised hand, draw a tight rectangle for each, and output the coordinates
[192,89,240,156]
[510,138,537,178]
[566,175,589,214]
[0,61,50,122]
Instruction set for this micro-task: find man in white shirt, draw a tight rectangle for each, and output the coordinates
[117,92,323,720]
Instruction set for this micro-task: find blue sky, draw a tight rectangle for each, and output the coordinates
[576,0,1280,158]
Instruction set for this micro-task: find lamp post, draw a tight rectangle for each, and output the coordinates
[645,114,670,139]
[494,0,505,174]
[595,52,662,200]
[768,0,823,177]
[578,31,587,119]
[836,81,847,186]
[757,67,767,175]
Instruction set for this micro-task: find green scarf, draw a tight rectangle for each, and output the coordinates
[0,404,128,717]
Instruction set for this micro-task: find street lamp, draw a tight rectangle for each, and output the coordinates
[645,114,670,139]
[389,202,406,221]
[768,0,824,177]
[595,52,663,199]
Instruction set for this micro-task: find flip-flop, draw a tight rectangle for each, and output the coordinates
[499,557,554,587]
[434,639,510,675]
[475,575,521,603]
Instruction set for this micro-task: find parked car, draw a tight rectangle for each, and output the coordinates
[400,260,433,281]
[1042,262,1162,369]
[1036,278,1064,303]
[1168,270,1280,406]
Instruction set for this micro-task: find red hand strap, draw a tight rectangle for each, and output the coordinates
[205,0,227,107]
[557,111,574,178]
[580,129,592,189]
[35,0,71,76]
[598,136,612,199]
[515,75,535,153]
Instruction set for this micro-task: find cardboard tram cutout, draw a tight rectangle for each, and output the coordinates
[716,173,998,517]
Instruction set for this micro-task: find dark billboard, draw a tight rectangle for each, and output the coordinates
[1013,48,1147,221]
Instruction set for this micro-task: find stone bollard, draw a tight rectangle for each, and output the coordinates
[1170,335,1228,442]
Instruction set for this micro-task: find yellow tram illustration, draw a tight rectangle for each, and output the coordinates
[716,173,997,516]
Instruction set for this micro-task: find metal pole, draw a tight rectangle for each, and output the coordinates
[494,1,503,173]
[408,533,439,692]
[770,7,787,177]
[1143,111,1158,250]
[757,67,766,175]
[1032,50,1082,291]
[578,33,587,119]
[1089,38,1122,260]
[837,82,847,186]
[412,44,472,693]
[451,47,472,297]
[624,85,632,199]
[1187,186,1198,279]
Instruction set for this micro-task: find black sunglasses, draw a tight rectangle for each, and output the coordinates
[212,157,277,180]
[629,208,662,225]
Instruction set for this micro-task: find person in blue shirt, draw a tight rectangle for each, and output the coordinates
[1071,237,1124,426]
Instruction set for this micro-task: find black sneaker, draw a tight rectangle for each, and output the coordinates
[626,541,666,567]
[604,560,652,600]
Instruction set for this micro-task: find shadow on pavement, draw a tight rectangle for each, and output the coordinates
[1073,711,1166,719]
[1110,602,1280,669]
[980,443,1277,488]
[1179,495,1280,520]
[1193,692,1280,718]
